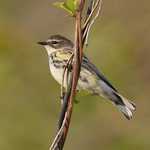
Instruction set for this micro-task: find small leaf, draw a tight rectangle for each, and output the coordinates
[65,0,76,12]
[53,0,77,16]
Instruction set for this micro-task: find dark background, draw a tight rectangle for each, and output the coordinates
[0,0,150,149]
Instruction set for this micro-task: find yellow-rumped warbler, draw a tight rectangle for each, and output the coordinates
[38,35,136,120]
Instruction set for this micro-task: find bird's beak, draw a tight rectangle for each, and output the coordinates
[37,41,48,45]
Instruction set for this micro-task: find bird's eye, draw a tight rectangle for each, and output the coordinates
[51,41,58,45]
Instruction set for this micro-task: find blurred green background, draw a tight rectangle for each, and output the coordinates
[0,0,150,150]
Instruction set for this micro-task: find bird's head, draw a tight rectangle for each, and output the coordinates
[38,35,73,55]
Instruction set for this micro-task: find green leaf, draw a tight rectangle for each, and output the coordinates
[53,0,77,16]
[65,0,76,12]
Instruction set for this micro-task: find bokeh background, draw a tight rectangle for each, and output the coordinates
[0,0,150,149]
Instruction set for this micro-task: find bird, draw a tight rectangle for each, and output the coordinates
[38,34,136,120]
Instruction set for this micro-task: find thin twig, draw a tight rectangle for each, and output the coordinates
[82,0,95,45]
[85,0,95,20]
[49,122,64,150]
[84,0,103,46]
[60,54,74,105]
[83,0,101,30]
[50,9,84,149]
[58,54,74,129]
[53,6,84,150]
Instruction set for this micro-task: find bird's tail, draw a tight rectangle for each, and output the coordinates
[113,92,136,120]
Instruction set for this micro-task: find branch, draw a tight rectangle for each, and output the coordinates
[49,1,85,150]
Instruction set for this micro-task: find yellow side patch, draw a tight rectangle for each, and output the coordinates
[56,50,72,61]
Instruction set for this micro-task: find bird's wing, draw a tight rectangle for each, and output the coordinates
[82,55,118,92]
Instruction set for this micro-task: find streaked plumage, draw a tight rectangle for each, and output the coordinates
[38,35,136,120]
